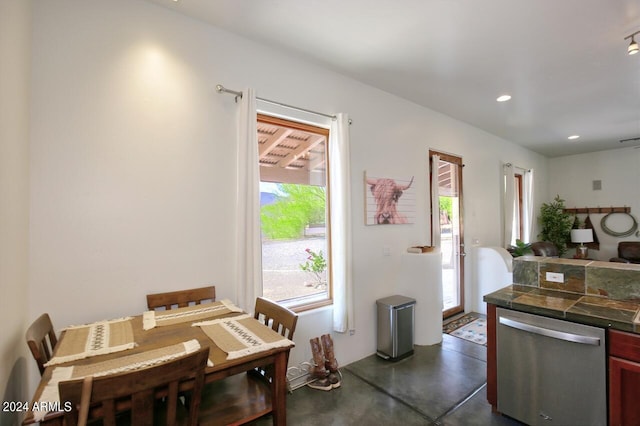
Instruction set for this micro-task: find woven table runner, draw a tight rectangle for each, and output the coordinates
[194,314,294,362]
[143,299,243,330]
[44,317,135,367]
[33,339,202,422]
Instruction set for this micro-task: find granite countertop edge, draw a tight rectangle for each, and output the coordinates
[484,284,640,334]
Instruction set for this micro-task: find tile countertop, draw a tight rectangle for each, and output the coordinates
[484,285,640,334]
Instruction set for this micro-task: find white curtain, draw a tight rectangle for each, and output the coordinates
[523,169,535,243]
[431,154,441,248]
[330,113,354,333]
[503,163,515,248]
[236,88,263,312]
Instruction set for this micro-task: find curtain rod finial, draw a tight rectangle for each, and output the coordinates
[215,84,224,93]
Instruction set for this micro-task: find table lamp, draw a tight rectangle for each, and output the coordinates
[571,229,593,259]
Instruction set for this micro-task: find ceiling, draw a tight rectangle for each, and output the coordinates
[147,0,640,158]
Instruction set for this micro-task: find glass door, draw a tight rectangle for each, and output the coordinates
[430,150,464,318]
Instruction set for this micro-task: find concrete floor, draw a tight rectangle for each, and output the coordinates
[258,334,523,425]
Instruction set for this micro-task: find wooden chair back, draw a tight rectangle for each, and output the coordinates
[26,313,58,376]
[146,286,216,310]
[253,297,298,379]
[59,347,209,426]
[254,297,298,341]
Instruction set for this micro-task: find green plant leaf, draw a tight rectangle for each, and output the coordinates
[538,195,572,256]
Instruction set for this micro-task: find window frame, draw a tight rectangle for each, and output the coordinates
[514,173,524,241]
[257,113,333,313]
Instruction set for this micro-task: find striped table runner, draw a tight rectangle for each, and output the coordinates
[143,299,243,330]
[44,317,135,367]
[194,314,294,362]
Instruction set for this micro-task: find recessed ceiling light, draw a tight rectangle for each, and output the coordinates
[496,95,512,102]
[568,135,580,140]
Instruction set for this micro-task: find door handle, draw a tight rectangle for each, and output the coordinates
[499,316,601,346]
[394,305,414,311]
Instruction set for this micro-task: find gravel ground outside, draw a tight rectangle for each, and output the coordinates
[262,237,328,302]
[262,234,456,310]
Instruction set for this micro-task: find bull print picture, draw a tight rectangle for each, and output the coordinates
[365,172,416,225]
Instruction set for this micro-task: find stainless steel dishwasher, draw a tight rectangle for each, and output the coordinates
[496,308,606,425]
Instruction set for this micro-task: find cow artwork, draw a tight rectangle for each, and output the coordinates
[365,174,415,225]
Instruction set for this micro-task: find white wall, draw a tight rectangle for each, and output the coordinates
[471,247,513,315]
[26,0,549,397]
[0,0,32,422]
[548,147,640,260]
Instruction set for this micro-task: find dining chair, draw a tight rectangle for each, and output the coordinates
[197,297,298,425]
[58,347,209,426]
[25,313,58,376]
[146,285,216,310]
[251,296,298,381]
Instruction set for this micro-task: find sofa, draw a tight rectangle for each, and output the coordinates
[610,242,640,264]
[530,241,559,257]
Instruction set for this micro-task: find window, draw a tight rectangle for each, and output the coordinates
[257,114,331,311]
[504,164,533,247]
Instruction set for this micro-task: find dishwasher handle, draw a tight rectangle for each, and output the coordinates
[499,316,601,346]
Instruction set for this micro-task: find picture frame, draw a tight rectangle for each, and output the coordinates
[364,172,416,225]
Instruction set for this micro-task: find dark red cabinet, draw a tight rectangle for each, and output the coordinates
[609,329,640,426]
[486,303,497,409]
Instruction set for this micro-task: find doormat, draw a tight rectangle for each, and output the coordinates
[443,314,487,346]
[442,314,477,334]
[449,318,487,346]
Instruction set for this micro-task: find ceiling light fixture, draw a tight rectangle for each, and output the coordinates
[568,135,580,140]
[496,95,511,102]
[625,31,640,55]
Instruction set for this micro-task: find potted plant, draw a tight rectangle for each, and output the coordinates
[538,195,573,257]
[510,239,532,257]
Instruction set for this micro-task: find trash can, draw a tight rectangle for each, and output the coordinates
[376,295,416,360]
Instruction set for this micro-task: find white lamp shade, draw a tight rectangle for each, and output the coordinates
[571,229,593,244]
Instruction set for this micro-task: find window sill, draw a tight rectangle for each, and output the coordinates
[278,294,333,314]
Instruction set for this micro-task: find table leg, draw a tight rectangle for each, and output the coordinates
[271,351,287,426]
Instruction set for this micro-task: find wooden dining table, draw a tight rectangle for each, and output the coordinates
[22,307,293,425]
